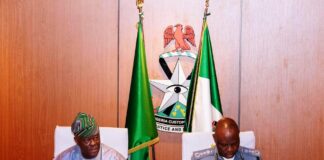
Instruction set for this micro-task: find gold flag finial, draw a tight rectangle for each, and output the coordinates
[204,0,211,19]
[136,0,144,12]
[136,0,144,20]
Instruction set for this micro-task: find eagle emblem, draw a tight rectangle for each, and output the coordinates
[164,24,196,51]
[150,24,197,133]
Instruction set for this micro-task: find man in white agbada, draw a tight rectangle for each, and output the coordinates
[55,112,125,160]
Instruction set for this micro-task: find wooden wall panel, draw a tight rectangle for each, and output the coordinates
[2,0,322,159]
[119,0,241,159]
[0,0,118,159]
[240,0,324,159]
[0,1,10,158]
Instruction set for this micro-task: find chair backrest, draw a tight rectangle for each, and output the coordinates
[182,131,255,160]
[54,126,128,158]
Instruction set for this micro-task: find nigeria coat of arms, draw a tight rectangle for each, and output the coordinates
[150,24,197,133]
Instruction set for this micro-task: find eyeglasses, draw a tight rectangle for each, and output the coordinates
[80,134,100,145]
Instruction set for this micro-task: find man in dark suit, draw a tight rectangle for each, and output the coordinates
[192,117,261,160]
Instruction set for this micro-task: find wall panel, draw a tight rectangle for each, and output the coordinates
[240,0,324,159]
[119,0,241,159]
[1,0,322,159]
[0,0,118,159]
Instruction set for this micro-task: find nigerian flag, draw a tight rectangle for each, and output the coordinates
[125,20,159,160]
[184,20,223,132]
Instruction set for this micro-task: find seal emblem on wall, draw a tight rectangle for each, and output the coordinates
[150,24,197,133]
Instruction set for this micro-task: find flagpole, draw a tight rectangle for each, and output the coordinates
[152,145,156,160]
[135,1,157,160]
[184,0,212,132]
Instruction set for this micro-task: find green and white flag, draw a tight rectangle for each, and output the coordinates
[125,21,159,160]
[184,20,223,132]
